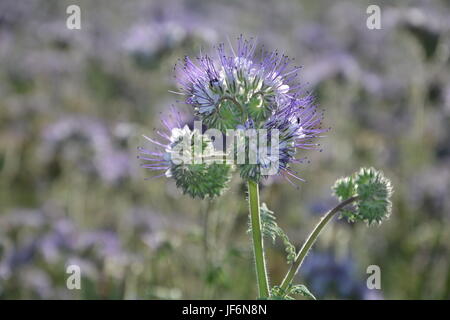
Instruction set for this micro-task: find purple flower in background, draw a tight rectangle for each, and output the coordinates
[123,22,187,57]
[41,116,131,184]
[299,251,382,300]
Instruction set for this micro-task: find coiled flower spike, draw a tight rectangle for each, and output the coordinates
[333,167,393,225]
[174,36,304,130]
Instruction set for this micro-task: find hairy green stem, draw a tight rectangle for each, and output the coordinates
[248,180,270,298]
[202,199,215,298]
[279,196,358,292]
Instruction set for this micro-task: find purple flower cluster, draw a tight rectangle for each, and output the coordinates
[138,110,185,180]
[264,97,326,184]
[141,36,327,187]
[175,37,299,117]
[138,109,232,198]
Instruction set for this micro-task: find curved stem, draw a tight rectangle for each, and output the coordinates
[250,91,265,101]
[279,196,358,293]
[248,180,270,298]
[217,96,245,114]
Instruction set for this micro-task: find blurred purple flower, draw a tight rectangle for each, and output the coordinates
[408,165,450,218]
[299,251,381,299]
[123,21,187,57]
[41,116,131,184]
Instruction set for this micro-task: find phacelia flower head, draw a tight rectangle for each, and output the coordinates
[171,36,327,184]
[138,113,232,199]
[141,36,327,196]
[175,35,303,131]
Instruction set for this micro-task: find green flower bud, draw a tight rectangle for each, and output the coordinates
[332,167,393,225]
[168,127,232,199]
[170,160,232,199]
[355,167,393,225]
[140,124,232,200]
[333,176,356,202]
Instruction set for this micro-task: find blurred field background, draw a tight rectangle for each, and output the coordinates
[1,0,450,299]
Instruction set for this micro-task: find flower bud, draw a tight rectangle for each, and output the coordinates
[333,167,393,225]
[355,167,393,224]
[139,124,231,199]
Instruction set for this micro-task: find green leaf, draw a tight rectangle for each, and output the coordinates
[269,284,316,300]
[259,203,279,243]
[259,203,296,264]
[289,284,316,300]
[269,286,293,300]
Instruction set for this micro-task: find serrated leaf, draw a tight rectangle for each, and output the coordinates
[258,203,296,264]
[289,284,316,300]
[269,286,294,300]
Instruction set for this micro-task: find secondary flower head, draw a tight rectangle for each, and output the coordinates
[333,167,393,225]
[261,95,327,184]
[138,113,231,199]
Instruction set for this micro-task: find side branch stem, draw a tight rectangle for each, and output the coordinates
[279,196,358,292]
